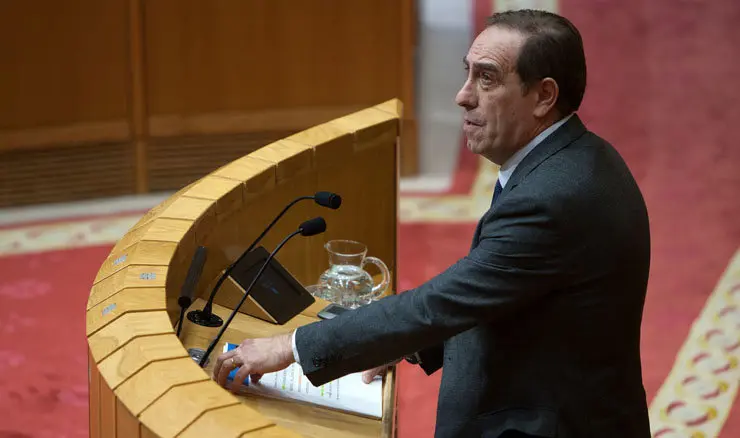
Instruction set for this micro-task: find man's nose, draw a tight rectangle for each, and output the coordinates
[455,80,476,110]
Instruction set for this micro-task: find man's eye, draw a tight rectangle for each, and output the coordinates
[480,72,493,84]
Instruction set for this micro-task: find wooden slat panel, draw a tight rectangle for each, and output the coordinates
[115,357,209,416]
[116,399,142,438]
[139,380,240,437]
[109,222,156,256]
[0,142,135,208]
[159,196,214,222]
[375,99,403,119]
[101,379,118,438]
[178,404,273,438]
[128,181,198,232]
[213,156,276,187]
[329,107,399,152]
[88,266,168,310]
[249,140,314,183]
[0,120,130,151]
[97,334,188,390]
[140,218,193,243]
[89,350,102,438]
[86,288,167,336]
[142,425,159,438]
[286,122,354,172]
[241,426,303,438]
[88,311,173,362]
[95,241,178,284]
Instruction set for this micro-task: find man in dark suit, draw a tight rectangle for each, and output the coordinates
[214,9,651,437]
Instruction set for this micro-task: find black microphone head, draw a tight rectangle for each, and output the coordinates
[314,191,342,209]
[299,217,327,236]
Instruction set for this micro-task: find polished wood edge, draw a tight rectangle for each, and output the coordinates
[0,120,130,151]
[382,366,398,438]
[148,105,365,138]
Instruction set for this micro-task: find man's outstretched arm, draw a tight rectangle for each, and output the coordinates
[213,191,565,390]
[294,193,566,386]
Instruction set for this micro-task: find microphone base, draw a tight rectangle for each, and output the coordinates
[187,309,224,327]
[188,348,209,367]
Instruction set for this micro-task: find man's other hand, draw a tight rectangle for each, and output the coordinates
[213,333,294,393]
[361,359,401,384]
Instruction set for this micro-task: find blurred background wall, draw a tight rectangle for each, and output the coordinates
[0,0,417,208]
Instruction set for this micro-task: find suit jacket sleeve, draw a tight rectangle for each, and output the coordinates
[295,190,566,386]
[416,343,444,375]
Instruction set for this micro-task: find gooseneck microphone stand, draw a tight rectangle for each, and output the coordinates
[187,192,340,327]
[197,217,326,367]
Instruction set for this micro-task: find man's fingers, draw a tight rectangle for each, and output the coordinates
[362,366,385,384]
[213,349,237,380]
[230,366,251,394]
[216,357,238,388]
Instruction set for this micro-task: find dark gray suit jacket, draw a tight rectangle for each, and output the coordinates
[295,115,651,437]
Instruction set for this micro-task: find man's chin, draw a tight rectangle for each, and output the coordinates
[466,140,483,154]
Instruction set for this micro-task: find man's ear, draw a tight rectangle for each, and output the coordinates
[533,77,559,117]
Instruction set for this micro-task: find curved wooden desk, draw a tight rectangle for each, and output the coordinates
[86,100,402,437]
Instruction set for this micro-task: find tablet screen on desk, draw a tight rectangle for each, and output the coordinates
[228,246,315,324]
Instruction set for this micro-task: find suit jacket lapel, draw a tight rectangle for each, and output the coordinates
[470,114,587,251]
[499,114,588,200]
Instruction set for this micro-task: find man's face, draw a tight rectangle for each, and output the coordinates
[456,26,540,165]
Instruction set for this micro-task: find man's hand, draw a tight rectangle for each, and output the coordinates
[361,359,401,384]
[213,332,294,393]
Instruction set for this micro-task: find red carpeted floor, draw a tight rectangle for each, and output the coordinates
[1,0,739,437]
[0,246,111,438]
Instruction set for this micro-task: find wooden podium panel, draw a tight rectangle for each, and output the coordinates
[86,100,402,437]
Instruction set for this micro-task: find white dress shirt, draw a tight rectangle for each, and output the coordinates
[291,114,573,365]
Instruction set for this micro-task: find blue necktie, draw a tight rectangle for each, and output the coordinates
[491,180,503,206]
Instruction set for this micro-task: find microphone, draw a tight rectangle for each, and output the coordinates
[298,216,327,236]
[197,217,327,367]
[314,191,342,210]
[188,192,340,327]
[176,246,207,337]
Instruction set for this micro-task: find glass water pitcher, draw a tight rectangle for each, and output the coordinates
[318,240,390,309]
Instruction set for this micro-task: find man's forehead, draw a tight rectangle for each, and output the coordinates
[465,26,525,65]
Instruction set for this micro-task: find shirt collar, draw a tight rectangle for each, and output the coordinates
[497,113,573,188]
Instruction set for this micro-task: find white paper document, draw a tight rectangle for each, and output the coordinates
[224,343,383,418]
